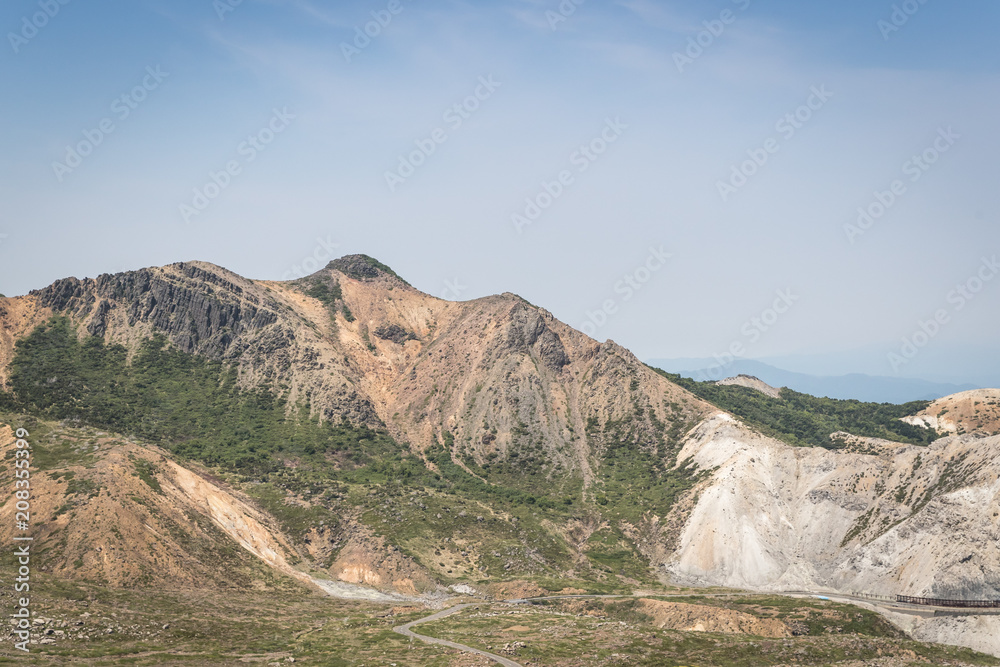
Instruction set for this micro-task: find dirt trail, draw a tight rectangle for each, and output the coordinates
[393,604,523,667]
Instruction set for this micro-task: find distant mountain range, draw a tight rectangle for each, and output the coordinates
[646,357,981,404]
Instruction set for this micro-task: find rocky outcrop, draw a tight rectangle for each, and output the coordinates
[374,323,417,345]
[665,414,1000,602]
[20,261,385,427]
[33,264,281,358]
[637,598,791,637]
[718,374,783,399]
[500,302,570,371]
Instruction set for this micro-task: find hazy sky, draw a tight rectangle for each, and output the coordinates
[1,0,998,383]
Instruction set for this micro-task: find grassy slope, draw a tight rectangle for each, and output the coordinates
[416,596,999,667]
[652,368,937,448]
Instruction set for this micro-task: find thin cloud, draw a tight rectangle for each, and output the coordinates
[615,0,696,32]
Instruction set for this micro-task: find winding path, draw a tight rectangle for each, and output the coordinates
[392,589,998,665]
[393,603,524,667]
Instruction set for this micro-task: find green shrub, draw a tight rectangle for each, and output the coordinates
[649,367,937,448]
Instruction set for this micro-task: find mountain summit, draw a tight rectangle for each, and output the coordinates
[13,257,708,473]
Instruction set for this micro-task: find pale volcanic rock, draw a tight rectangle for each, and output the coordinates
[664,413,1000,656]
[717,374,783,399]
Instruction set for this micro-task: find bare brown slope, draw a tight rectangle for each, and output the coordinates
[0,419,440,597]
[0,423,302,591]
[1,257,714,485]
[901,388,1000,436]
[0,295,53,387]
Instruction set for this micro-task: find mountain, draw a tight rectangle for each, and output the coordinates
[649,357,980,403]
[2,256,999,660]
[761,347,1000,391]
[0,256,714,591]
[14,257,709,468]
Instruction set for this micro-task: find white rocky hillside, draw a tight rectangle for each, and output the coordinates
[661,410,1000,655]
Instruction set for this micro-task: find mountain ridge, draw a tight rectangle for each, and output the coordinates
[4,257,715,480]
[650,357,980,403]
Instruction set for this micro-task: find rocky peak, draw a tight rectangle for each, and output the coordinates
[325,255,410,286]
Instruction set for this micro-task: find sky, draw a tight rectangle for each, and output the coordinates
[1,0,998,385]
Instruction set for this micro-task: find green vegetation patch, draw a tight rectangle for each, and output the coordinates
[652,368,937,448]
[327,254,410,285]
[0,317,409,478]
[131,456,164,494]
[303,277,342,306]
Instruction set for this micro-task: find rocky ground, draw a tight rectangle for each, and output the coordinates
[717,374,783,399]
[902,388,1000,436]
[662,413,1000,657]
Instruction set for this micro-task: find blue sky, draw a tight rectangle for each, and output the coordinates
[1,0,998,384]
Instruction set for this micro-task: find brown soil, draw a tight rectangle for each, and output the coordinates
[637,598,792,637]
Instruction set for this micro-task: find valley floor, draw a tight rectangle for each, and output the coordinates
[3,577,999,667]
